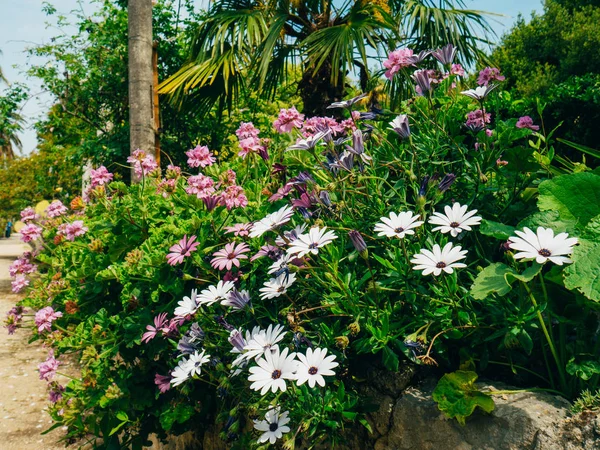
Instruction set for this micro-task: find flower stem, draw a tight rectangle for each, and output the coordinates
[522,281,567,392]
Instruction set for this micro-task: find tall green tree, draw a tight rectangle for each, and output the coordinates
[491,0,600,155]
[0,84,27,162]
[160,0,493,116]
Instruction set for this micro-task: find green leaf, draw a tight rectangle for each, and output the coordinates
[432,371,495,425]
[566,358,600,381]
[471,263,542,300]
[381,345,399,372]
[517,210,577,234]
[479,219,515,240]
[115,411,128,422]
[160,404,194,432]
[470,263,514,299]
[557,138,600,160]
[537,172,600,228]
[563,238,600,302]
[516,329,533,355]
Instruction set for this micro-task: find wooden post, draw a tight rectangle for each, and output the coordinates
[128,0,155,181]
[152,41,160,166]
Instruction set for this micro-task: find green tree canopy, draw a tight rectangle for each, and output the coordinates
[491,0,600,156]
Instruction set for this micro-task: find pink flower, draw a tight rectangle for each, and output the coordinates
[20,224,43,243]
[236,122,260,140]
[90,166,114,187]
[20,207,38,223]
[11,275,29,293]
[485,129,494,137]
[477,67,505,86]
[383,48,414,80]
[9,257,37,277]
[451,64,465,77]
[238,137,264,159]
[166,235,199,266]
[155,373,172,393]
[211,242,250,271]
[465,109,492,130]
[58,220,88,241]
[34,307,63,333]
[340,118,357,133]
[38,352,60,381]
[127,149,159,177]
[46,200,68,218]
[496,158,509,167]
[186,174,215,198]
[186,145,216,168]
[268,184,294,202]
[302,116,344,137]
[224,223,252,237]
[141,312,170,343]
[516,116,540,131]
[218,185,248,210]
[273,107,304,133]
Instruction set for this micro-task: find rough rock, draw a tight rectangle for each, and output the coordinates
[372,379,597,450]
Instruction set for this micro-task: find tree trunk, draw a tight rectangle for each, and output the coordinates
[128,0,155,181]
[298,60,345,117]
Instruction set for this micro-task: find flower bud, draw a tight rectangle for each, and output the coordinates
[348,230,368,259]
[335,336,350,349]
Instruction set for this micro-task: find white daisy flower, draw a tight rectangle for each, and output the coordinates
[249,205,295,238]
[460,84,498,100]
[287,226,338,258]
[170,356,193,386]
[286,130,329,151]
[254,407,291,444]
[374,211,424,239]
[259,272,297,300]
[244,324,287,360]
[196,280,235,306]
[174,289,198,317]
[188,349,211,377]
[295,348,339,388]
[508,227,578,265]
[428,203,482,237]
[248,347,297,395]
[267,254,294,275]
[410,242,468,276]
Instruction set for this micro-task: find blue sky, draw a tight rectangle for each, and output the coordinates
[1,0,543,155]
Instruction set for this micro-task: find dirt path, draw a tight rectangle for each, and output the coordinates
[0,234,75,450]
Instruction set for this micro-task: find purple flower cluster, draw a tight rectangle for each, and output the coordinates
[45,200,68,218]
[57,220,88,241]
[186,145,216,168]
[38,352,60,381]
[477,67,505,86]
[273,107,304,133]
[20,223,43,243]
[127,149,159,177]
[34,306,63,333]
[4,306,24,334]
[90,165,114,187]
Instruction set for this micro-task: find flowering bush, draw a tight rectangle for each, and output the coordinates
[6,45,600,447]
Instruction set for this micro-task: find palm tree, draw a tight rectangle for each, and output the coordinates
[0,84,26,162]
[160,0,494,116]
[128,0,155,177]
